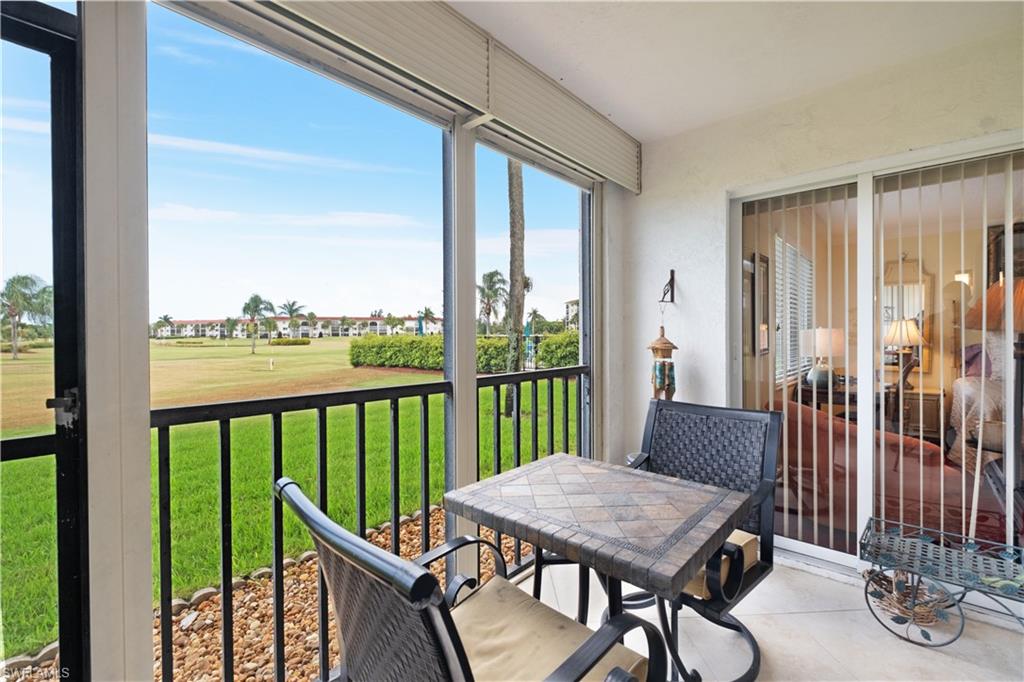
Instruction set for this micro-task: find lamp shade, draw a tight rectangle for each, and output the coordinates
[799,327,845,358]
[964,279,1024,332]
[883,318,924,347]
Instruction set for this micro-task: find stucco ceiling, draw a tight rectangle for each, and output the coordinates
[449,2,1022,143]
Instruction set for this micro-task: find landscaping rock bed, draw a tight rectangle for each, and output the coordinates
[5,509,531,682]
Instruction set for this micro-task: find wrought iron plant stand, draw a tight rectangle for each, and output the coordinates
[860,517,1023,647]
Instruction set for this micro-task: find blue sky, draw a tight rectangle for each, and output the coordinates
[2,3,581,323]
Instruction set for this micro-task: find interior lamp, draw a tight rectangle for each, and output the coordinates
[799,327,845,388]
[883,318,924,389]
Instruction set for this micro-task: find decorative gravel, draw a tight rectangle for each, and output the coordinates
[12,510,532,682]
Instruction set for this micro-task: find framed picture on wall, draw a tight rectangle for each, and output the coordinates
[987,222,1024,286]
[743,257,753,355]
[751,253,770,356]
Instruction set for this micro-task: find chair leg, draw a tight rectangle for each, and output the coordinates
[656,597,701,682]
[577,563,590,625]
[672,601,682,682]
[692,608,760,682]
[532,549,545,599]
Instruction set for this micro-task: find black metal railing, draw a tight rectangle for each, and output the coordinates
[150,379,450,682]
[0,364,589,681]
[476,365,589,569]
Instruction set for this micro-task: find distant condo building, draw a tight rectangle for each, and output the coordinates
[153,315,442,339]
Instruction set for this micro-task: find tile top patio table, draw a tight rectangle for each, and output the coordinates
[443,453,755,600]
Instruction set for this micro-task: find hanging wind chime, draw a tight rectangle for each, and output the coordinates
[650,270,677,400]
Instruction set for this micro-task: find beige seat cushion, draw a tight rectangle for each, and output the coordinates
[682,530,759,600]
[451,576,647,681]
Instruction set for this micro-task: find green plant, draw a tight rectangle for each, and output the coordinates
[351,335,444,370]
[242,294,275,354]
[476,337,509,373]
[349,335,512,373]
[0,339,53,353]
[477,270,508,335]
[537,330,579,368]
[2,274,52,360]
[270,337,311,346]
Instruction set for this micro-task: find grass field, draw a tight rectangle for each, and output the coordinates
[0,337,578,657]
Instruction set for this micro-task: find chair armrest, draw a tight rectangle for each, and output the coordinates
[625,451,650,470]
[544,613,667,682]
[443,573,478,607]
[705,541,745,604]
[414,535,507,579]
[750,478,775,506]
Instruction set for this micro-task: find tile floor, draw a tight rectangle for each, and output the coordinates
[521,555,1023,681]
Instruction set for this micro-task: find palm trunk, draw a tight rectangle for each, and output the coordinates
[504,159,525,416]
[10,317,19,360]
[250,320,257,354]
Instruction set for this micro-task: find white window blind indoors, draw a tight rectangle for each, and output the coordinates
[775,236,814,382]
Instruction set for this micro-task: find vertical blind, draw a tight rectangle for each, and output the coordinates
[874,150,1021,547]
[742,184,858,553]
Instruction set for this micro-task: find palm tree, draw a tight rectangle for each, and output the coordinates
[339,316,354,336]
[477,270,508,335]
[504,158,526,415]
[418,306,437,324]
[223,317,239,339]
[278,300,306,337]
[2,274,50,359]
[527,308,543,328]
[241,294,274,354]
[153,314,174,338]
[305,311,317,337]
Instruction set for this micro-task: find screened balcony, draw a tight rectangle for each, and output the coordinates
[0,2,1022,681]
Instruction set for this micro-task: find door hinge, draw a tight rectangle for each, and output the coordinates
[46,387,79,430]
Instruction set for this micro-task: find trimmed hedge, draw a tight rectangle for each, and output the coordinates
[350,335,443,370]
[537,330,579,368]
[270,337,311,346]
[0,339,54,353]
[476,337,508,373]
[349,335,510,373]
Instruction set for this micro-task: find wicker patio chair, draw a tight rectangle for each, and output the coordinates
[275,477,668,682]
[531,400,781,682]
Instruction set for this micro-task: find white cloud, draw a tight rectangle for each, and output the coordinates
[249,234,442,251]
[148,133,413,174]
[268,211,422,229]
[149,202,424,230]
[2,117,49,134]
[477,229,579,257]
[150,203,241,223]
[155,45,214,66]
[3,98,49,112]
[159,29,268,57]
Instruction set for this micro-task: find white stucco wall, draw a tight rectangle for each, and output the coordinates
[603,29,1024,461]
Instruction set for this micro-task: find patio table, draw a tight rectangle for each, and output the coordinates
[444,453,756,680]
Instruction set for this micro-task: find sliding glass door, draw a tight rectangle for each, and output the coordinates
[873,151,1021,547]
[741,148,1021,557]
[741,184,860,553]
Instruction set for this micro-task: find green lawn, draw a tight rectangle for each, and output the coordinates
[0,338,579,657]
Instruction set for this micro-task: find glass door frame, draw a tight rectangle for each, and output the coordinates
[1,1,89,675]
[728,132,1023,567]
